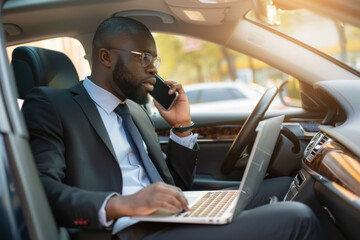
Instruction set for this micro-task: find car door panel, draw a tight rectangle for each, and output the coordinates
[154,109,324,189]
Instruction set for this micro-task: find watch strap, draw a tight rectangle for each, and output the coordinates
[171,121,195,133]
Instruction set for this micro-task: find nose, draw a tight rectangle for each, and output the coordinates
[146,62,158,75]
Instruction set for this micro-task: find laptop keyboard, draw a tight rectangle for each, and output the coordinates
[184,191,238,218]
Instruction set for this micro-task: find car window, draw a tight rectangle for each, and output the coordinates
[199,88,241,102]
[6,37,91,80]
[6,35,297,113]
[247,9,360,73]
[154,33,295,113]
[186,90,199,104]
[229,88,246,99]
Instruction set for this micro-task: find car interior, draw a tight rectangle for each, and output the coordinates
[12,46,79,99]
[0,0,359,240]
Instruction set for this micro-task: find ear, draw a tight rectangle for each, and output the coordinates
[99,48,113,68]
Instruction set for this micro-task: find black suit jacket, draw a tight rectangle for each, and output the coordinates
[22,82,198,229]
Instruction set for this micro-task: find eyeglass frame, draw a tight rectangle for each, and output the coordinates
[107,48,161,69]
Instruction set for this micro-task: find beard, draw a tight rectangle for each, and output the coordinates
[112,59,149,105]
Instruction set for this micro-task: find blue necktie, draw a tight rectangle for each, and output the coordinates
[114,103,163,183]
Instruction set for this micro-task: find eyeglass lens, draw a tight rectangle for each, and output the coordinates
[141,52,160,69]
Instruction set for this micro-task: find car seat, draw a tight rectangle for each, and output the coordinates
[11,46,79,99]
[10,46,112,239]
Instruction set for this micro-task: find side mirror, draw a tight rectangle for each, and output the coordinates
[279,79,328,113]
[278,79,302,108]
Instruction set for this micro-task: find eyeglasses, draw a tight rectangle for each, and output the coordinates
[108,48,161,69]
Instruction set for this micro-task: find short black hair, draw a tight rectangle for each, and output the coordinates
[93,17,152,47]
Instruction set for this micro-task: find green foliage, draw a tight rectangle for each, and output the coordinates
[155,34,226,85]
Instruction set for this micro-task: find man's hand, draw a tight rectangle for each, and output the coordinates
[105,182,189,221]
[153,81,192,135]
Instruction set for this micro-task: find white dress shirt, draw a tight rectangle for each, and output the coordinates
[82,77,198,233]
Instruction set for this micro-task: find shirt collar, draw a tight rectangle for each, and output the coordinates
[83,77,125,114]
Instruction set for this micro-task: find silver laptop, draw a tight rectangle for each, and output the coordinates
[132,115,285,225]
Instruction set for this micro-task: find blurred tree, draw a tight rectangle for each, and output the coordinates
[155,34,233,85]
[221,47,237,81]
[154,33,291,88]
[334,21,347,63]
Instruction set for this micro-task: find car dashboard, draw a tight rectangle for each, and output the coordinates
[303,131,360,199]
[284,80,360,240]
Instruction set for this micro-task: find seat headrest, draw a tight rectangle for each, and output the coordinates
[11,46,79,99]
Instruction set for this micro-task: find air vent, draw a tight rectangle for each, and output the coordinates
[306,134,329,162]
[318,135,329,145]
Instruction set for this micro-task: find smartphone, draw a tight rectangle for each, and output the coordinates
[150,74,178,110]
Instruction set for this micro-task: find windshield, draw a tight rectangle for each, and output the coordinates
[248,9,360,73]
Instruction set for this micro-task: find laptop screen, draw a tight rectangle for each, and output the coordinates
[232,115,284,218]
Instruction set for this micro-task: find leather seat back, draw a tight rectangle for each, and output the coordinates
[11,46,79,99]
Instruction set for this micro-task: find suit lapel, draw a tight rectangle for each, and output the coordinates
[127,100,175,185]
[71,82,117,160]
[69,83,174,185]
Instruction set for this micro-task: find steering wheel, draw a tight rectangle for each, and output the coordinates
[221,87,279,174]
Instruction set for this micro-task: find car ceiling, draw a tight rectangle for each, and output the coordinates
[274,0,360,29]
[4,0,360,47]
[2,0,251,46]
[2,0,360,86]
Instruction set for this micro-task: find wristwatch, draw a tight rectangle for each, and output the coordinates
[171,121,195,133]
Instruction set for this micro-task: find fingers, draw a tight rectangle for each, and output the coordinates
[155,194,185,213]
[163,80,185,95]
[153,99,173,113]
[108,183,189,218]
[119,183,189,217]
[151,182,189,212]
[153,99,162,110]
[152,80,191,130]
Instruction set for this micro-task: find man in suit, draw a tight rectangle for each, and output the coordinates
[22,17,322,239]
